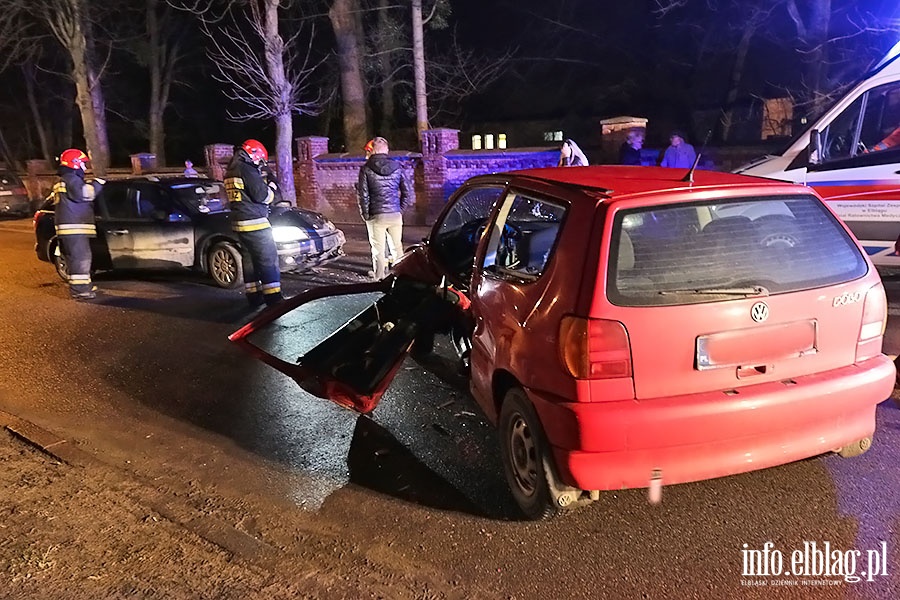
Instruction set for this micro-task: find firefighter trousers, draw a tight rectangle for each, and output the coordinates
[59,234,93,297]
[237,228,282,306]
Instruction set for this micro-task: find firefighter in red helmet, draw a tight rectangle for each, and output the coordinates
[224,139,284,308]
[53,148,105,300]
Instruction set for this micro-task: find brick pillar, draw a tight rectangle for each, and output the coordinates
[130,153,157,175]
[420,128,459,224]
[295,136,329,213]
[600,116,648,165]
[204,143,234,181]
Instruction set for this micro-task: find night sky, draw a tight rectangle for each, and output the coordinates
[1,0,898,165]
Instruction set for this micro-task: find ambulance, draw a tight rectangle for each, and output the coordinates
[736,41,900,265]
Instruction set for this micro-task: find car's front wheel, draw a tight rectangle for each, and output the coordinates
[52,243,69,283]
[499,387,575,520]
[207,242,243,289]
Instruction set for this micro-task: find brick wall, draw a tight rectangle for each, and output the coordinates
[300,129,560,225]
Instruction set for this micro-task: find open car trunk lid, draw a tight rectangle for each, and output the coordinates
[229,277,468,413]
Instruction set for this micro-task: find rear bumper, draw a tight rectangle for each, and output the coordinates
[528,354,895,491]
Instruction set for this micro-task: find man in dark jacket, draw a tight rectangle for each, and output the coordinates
[53,148,104,300]
[224,139,283,308]
[357,137,413,280]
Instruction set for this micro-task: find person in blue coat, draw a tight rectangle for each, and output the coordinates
[660,131,697,168]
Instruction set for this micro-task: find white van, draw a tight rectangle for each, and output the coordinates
[736,41,900,266]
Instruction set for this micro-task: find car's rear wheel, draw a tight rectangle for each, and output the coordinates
[499,387,568,520]
[207,242,243,289]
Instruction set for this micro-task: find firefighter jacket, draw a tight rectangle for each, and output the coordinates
[225,149,275,233]
[53,166,101,237]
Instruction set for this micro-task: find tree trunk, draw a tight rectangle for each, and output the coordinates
[86,45,110,174]
[329,0,368,150]
[376,0,396,135]
[22,63,53,163]
[720,21,756,142]
[805,0,831,116]
[56,0,109,175]
[411,0,428,137]
[264,0,297,205]
[147,0,166,166]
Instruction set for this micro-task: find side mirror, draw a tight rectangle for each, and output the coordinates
[808,129,822,166]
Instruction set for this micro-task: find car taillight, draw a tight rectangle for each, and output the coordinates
[559,316,632,379]
[856,282,886,362]
[33,211,41,230]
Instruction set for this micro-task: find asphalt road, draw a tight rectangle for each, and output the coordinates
[1,215,899,599]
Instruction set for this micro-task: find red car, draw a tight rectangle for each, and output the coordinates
[231,166,895,520]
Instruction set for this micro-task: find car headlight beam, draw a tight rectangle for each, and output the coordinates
[272,225,309,243]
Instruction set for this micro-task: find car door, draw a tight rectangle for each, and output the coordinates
[467,191,569,416]
[98,182,194,269]
[228,184,506,413]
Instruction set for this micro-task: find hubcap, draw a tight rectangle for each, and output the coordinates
[212,249,236,284]
[509,413,538,497]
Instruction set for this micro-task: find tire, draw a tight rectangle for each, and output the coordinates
[499,387,565,520]
[52,243,69,283]
[837,436,872,458]
[207,242,243,289]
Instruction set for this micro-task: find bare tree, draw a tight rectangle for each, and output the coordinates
[46,0,112,175]
[411,0,427,136]
[178,0,326,204]
[362,0,509,140]
[132,0,192,166]
[0,0,110,172]
[654,0,899,139]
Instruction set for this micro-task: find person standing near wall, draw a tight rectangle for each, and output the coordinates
[557,138,589,166]
[660,130,697,168]
[357,136,413,280]
[619,129,645,165]
[224,139,284,308]
[53,148,104,300]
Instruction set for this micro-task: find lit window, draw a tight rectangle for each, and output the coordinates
[554,131,564,142]
[498,133,507,149]
[543,132,554,142]
[472,135,482,150]
[485,134,495,149]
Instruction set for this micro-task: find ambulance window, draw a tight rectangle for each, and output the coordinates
[859,82,900,153]
[820,96,863,162]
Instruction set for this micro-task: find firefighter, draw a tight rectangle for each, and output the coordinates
[224,139,284,308]
[53,148,104,300]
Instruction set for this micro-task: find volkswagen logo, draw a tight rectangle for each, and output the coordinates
[750,302,769,323]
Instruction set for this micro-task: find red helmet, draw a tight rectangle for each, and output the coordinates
[60,148,88,170]
[241,139,268,165]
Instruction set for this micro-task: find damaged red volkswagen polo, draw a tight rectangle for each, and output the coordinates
[230,165,895,520]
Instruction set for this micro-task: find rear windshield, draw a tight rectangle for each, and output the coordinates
[608,194,868,306]
[170,181,228,214]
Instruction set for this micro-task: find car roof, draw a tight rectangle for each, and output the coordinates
[473,165,809,202]
[110,175,221,187]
